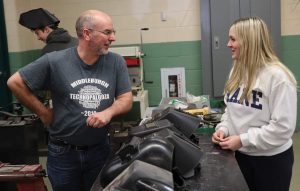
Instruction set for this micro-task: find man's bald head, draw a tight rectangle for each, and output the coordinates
[75,10,112,38]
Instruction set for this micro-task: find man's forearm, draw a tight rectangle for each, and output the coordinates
[107,91,133,117]
[7,72,48,117]
[86,91,133,128]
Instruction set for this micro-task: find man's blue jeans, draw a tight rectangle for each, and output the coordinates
[47,142,111,191]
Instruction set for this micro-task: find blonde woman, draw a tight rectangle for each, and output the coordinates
[212,17,297,191]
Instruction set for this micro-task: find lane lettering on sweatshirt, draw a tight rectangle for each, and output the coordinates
[226,87,262,110]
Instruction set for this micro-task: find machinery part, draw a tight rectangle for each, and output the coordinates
[128,119,173,137]
[100,134,174,187]
[103,160,173,191]
[152,107,202,139]
[100,128,202,188]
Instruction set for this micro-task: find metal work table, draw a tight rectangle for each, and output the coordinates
[176,133,249,191]
[91,132,249,191]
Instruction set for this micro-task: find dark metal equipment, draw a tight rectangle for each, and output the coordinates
[0,104,41,165]
[97,108,204,190]
[0,103,45,191]
[103,160,174,191]
[0,162,47,191]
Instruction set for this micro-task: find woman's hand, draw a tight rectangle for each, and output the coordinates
[212,130,226,144]
[219,135,242,151]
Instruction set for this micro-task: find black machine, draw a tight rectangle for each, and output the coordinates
[151,107,202,139]
[0,104,41,165]
[100,132,174,187]
[97,108,204,190]
[0,104,44,191]
[128,119,173,137]
[103,160,174,191]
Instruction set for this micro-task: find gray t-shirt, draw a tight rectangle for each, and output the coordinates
[20,47,131,145]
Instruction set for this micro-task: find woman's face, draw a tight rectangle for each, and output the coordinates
[227,26,240,60]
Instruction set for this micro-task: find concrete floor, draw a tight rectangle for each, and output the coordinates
[40,131,300,191]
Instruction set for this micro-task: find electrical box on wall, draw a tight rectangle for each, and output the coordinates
[161,67,186,98]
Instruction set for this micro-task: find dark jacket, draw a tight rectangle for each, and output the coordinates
[41,28,78,55]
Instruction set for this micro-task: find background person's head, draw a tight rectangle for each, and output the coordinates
[33,25,58,43]
[19,8,60,43]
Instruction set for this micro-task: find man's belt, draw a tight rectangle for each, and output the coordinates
[49,139,95,151]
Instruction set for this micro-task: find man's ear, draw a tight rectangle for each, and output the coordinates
[82,28,92,41]
[44,26,53,34]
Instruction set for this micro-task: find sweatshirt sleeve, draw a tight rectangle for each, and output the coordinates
[215,102,230,137]
[240,80,297,150]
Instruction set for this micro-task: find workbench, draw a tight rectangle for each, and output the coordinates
[92,96,249,190]
[91,132,249,191]
[176,133,249,191]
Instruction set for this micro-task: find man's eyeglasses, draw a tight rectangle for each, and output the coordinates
[88,29,116,36]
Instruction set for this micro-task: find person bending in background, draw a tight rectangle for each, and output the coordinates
[8,10,133,191]
[212,17,297,191]
[19,8,78,55]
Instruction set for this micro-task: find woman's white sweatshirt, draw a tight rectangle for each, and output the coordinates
[216,65,297,156]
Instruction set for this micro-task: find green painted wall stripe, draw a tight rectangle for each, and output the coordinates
[282,36,300,131]
[8,49,41,74]
[7,37,300,130]
[282,35,300,51]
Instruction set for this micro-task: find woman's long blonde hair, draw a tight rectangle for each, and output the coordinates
[224,17,297,102]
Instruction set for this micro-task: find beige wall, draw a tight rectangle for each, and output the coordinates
[3,0,300,53]
[3,0,200,52]
[281,0,300,36]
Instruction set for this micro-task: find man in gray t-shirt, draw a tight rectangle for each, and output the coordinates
[8,10,132,191]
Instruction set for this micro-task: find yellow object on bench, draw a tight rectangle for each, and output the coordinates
[184,107,209,115]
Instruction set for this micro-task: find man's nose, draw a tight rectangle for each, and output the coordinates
[108,34,116,41]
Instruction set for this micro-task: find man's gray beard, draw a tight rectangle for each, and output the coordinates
[97,49,108,56]
[102,49,109,55]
